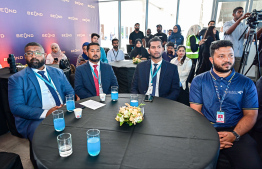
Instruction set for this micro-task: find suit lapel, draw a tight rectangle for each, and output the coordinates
[159,60,167,88]
[145,60,151,87]
[46,66,63,97]
[100,62,106,92]
[85,62,96,94]
[26,67,42,103]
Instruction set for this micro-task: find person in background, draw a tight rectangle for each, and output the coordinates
[154,24,167,47]
[107,38,125,63]
[76,42,89,67]
[90,33,108,63]
[130,39,150,60]
[145,29,154,48]
[129,23,145,47]
[168,25,184,49]
[170,45,192,105]
[162,42,176,62]
[46,43,67,64]
[168,29,172,37]
[219,26,224,40]
[198,20,220,40]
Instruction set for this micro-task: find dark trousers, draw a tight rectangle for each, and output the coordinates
[216,128,262,169]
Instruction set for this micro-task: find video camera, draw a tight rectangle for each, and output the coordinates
[246,9,262,29]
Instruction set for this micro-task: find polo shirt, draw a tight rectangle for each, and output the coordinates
[129,31,145,45]
[190,68,258,128]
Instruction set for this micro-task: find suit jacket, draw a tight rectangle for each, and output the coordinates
[75,61,118,99]
[131,59,180,101]
[8,66,74,140]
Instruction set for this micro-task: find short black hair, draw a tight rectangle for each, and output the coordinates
[112,38,119,44]
[210,40,234,57]
[148,37,162,48]
[91,33,100,39]
[168,29,172,32]
[208,20,215,25]
[134,23,140,26]
[87,42,100,51]
[233,7,243,14]
[24,42,44,52]
[166,42,174,47]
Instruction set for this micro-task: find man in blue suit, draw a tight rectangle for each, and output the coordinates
[8,42,74,141]
[131,37,180,101]
[75,43,118,99]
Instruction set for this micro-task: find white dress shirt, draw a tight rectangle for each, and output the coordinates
[107,48,125,63]
[89,61,103,93]
[148,59,162,97]
[32,66,63,119]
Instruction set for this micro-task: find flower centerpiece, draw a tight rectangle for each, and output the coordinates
[133,58,141,64]
[115,103,145,126]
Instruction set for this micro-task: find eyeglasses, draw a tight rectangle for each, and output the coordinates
[25,51,44,57]
[236,10,244,14]
[173,28,178,29]
[135,26,140,28]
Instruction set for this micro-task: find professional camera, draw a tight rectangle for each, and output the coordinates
[7,54,18,73]
[246,9,262,29]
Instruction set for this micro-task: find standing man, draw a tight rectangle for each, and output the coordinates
[198,20,220,40]
[223,7,250,71]
[190,40,262,168]
[107,38,125,63]
[131,37,180,101]
[145,29,154,48]
[91,33,108,63]
[162,42,176,62]
[8,42,74,141]
[129,23,145,47]
[75,43,118,99]
[154,24,167,47]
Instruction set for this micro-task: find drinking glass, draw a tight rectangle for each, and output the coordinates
[111,86,118,101]
[87,129,100,156]
[52,110,65,132]
[130,94,139,107]
[57,133,73,157]
[66,94,75,112]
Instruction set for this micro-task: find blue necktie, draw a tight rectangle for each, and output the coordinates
[152,64,158,96]
[38,71,61,106]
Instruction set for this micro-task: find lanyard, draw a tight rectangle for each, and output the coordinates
[112,49,119,60]
[34,71,57,91]
[210,70,235,111]
[150,63,162,83]
[90,65,101,85]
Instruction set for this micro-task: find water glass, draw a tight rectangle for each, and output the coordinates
[66,94,75,112]
[130,94,139,107]
[57,133,73,157]
[111,86,118,101]
[87,129,100,156]
[52,110,65,132]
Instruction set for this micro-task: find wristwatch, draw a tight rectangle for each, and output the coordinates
[232,131,240,141]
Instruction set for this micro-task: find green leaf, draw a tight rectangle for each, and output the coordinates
[138,103,146,107]
[117,114,122,117]
[120,122,124,126]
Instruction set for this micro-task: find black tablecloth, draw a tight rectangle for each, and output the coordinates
[109,60,137,93]
[0,66,71,137]
[32,94,219,169]
[0,152,23,169]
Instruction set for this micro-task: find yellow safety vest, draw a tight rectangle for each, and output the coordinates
[186,35,199,59]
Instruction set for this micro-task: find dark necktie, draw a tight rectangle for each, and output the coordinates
[93,65,100,96]
[38,71,61,106]
[152,64,158,96]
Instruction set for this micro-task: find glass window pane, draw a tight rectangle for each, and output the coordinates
[99,1,118,48]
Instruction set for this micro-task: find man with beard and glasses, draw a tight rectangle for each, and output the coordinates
[129,23,145,47]
[131,37,180,101]
[75,43,118,99]
[107,38,125,63]
[190,40,262,168]
[154,24,167,48]
[8,42,74,141]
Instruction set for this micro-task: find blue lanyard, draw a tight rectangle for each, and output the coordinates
[150,63,162,83]
[34,71,57,91]
[210,71,235,111]
[90,65,101,85]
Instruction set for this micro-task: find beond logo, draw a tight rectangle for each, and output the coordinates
[71,49,80,53]
[27,11,43,17]
[0,34,4,38]
[61,0,70,2]
[77,34,85,38]
[16,33,34,38]
[75,1,84,6]
[87,5,95,9]
[42,33,55,38]
[0,7,17,14]
[68,16,78,21]
[82,18,90,22]
[61,33,72,38]
[50,14,63,19]
[4,55,23,62]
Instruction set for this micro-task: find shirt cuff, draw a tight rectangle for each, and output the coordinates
[40,110,48,119]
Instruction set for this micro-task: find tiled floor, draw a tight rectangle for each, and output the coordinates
[0,132,33,169]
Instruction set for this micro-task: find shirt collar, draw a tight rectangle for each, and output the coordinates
[89,61,100,68]
[151,59,162,67]
[210,68,235,82]
[32,65,47,73]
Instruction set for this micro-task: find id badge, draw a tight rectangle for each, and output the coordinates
[146,83,153,95]
[99,85,103,94]
[216,111,225,123]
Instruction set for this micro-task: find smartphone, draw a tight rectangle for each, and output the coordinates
[144,95,154,102]
[75,102,85,109]
[54,58,58,62]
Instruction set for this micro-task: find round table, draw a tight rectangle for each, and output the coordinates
[109,60,137,93]
[32,94,219,169]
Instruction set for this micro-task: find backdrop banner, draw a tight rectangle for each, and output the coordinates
[0,0,100,67]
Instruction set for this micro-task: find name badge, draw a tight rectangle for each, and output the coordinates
[99,84,103,94]
[146,83,153,95]
[216,111,225,123]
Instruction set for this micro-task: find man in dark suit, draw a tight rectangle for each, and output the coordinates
[75,43,118,99]
[8,42,74,141]
[131,37,180,101]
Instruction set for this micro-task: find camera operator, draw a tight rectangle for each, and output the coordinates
[224,7,250,70]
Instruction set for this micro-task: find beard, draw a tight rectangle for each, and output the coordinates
[27,58,45,69]
[157,30,161,33]
[135,28,139,31]
[113,45,118,49]
[213,61,234,73]
[150,53,162,60]
[89,55,100,63]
